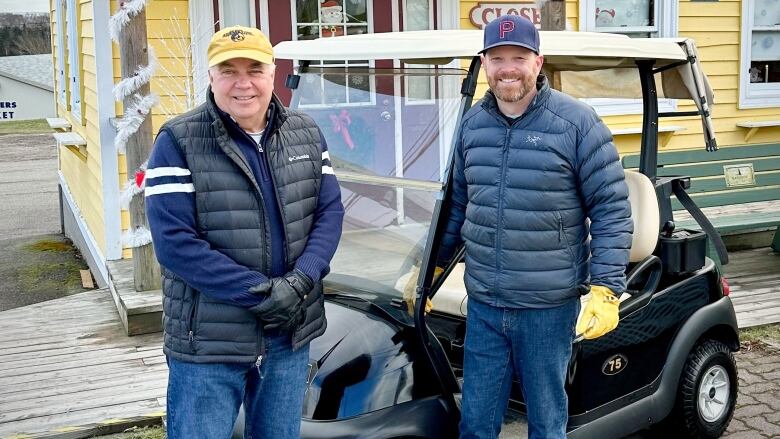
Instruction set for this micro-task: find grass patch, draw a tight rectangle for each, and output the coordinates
[740,324,780,344]
[24,239,71,252]
[0,118,51,134]
[100,425,165,439]
[18,260,85,293]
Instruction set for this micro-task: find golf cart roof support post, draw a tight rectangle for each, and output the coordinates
[288,60,310,109]
[412,56,484,405]
[638,60,659,181]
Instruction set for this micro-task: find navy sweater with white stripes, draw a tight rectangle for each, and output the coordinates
[145,103,343,308]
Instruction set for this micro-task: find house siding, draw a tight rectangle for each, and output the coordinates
[55,0,107,255]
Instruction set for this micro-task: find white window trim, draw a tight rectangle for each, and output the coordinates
[739,0,780,109]
[578,1,678,116]
[55,0,67,107]
[290,0,376,108]
[218,1,257,29]
[403,0,435,105]
[66,0,81,120]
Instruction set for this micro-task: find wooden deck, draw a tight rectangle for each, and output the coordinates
[0,247,778,438]
[0,289,165,438]
[723,247,780,328]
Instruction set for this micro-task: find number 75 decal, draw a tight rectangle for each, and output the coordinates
[602,354,628,376]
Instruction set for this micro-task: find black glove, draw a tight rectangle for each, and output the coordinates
[250,269,314,332]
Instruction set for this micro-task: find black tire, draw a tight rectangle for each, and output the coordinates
[672,339,738,438]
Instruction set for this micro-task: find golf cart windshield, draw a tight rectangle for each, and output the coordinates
[289,66,467,319]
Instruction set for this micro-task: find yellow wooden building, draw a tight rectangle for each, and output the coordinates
[48,0,779,287]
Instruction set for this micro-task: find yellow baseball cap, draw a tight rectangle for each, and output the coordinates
[207,26,274,67]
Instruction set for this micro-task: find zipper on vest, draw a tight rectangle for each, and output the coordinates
[257,129,272,182]
[265,133,290,266]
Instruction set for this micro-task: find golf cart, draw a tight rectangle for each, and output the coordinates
[238,30,739,438]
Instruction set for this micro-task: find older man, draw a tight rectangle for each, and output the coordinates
[145,26,344,438]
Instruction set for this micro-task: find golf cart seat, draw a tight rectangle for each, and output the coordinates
[431,170,661,318]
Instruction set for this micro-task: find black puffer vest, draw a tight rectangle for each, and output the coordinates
[160,94,326,363]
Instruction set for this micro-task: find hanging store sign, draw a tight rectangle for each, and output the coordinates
[469,2,541,29]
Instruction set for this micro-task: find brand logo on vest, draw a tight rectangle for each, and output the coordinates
[289,154,311,162]
[526,135,541,146]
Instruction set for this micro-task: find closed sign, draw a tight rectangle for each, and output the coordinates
[468,2,541,29]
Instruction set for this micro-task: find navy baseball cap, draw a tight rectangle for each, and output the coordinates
[479,14,540,55]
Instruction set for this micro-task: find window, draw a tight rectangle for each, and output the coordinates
[217,1,258,29]
[292,0,373,107]
[55,0,66,106]
[579,0,678,116]
[740,0,780,108]
[403,0,435,104]
[66,0,81,120]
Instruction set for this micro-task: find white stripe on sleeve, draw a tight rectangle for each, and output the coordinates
[145,183,196,196]
[322,166,335,175]
[145,167,192,179]
[322,151,330,161]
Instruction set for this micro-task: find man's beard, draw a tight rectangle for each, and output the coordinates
[488,73,537,103]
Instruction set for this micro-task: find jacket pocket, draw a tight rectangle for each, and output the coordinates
[187,291,201,349]
[555,212,577,269]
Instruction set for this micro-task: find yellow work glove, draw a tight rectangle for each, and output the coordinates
[402,265,444,316]
[576,285,620,340]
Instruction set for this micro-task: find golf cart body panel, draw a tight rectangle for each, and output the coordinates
[249,30,739,439]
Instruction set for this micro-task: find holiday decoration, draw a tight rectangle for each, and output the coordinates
[110,0,158,249]
[320,0,345,37]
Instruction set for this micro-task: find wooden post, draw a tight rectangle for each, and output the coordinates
[541,0,566,31]
[116,1,161,291]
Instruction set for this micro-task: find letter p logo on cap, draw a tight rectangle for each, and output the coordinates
[499,20,515,39]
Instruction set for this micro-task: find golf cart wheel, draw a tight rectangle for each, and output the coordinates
[674,339,737,438]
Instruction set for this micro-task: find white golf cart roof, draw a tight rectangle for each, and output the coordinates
[275,29,716,147]
[276,29,687,69]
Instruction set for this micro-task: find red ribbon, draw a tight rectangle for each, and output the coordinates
[135,169,145,188]
[330,110,355,150]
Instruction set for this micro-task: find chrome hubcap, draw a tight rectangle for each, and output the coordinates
[698,365,730,422]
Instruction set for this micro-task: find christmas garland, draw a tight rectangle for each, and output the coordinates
[110,0,157,248]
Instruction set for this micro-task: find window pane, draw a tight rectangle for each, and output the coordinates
[324,74,348,104]
[221,1,251,28]
[321,24,345,37]
[595,0,653,28]
[297,25,319,40]
[299,75,324,105]
[297,0,318,23]
[749,61,780,83]
[751,31,780,61]
[346,25,368,36]
[345,0,368,23]
[405,0,430,31]
[754,0,780,27]
[321,0,346,25]
[347,74,371,102]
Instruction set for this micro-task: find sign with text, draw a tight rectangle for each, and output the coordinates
[723,164,757,188]
[469,2,541,30]
[0,101,17,119]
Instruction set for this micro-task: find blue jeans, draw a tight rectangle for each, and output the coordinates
[166,330,310,439]
[459,297,579,439]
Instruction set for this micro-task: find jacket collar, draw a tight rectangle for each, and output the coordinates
[205,88,288,138]
[482,74,551,121]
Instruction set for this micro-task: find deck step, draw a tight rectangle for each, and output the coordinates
[107,259,162,336]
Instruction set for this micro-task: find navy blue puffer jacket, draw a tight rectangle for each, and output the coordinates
[439,76,633,309]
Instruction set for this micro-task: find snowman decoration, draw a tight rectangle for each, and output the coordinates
[320,0,344,38]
